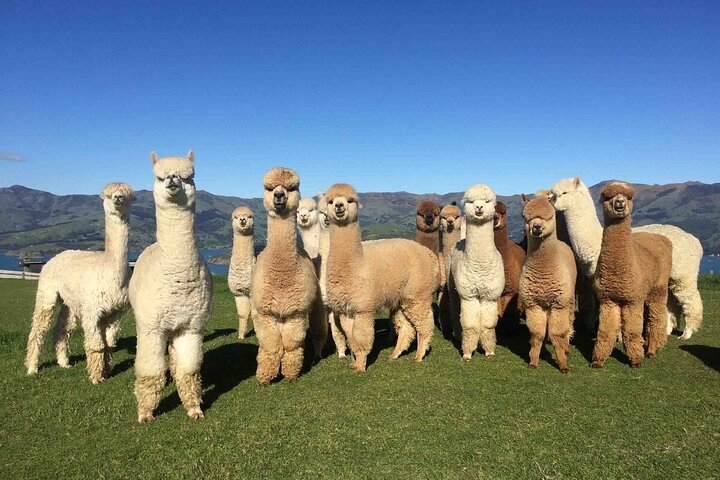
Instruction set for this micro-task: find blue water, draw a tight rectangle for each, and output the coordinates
[1,251,718,276]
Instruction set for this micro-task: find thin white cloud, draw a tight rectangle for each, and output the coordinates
[0,152,24,162]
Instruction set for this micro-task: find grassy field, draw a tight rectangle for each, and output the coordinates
[1,277,718,479]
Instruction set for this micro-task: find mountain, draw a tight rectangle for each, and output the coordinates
[1,181,719,257]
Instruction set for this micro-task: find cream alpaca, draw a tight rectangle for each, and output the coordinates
[519,196,577,373]
[297,197,321,259]
[552,177,703,338]
[325,183,440,373]
[228,206,255,339]
[25,182,134,383]
[438,202,463,337]
[446,184,505,360]
[130,151,213,423]
[250,168,324,385]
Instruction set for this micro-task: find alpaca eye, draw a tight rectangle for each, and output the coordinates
[348,198,355,203]
[328,200,334,205]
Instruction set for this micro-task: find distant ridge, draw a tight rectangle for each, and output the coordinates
[1,181,719,256]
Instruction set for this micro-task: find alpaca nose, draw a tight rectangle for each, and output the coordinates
[113,195,125,206]
[335,203,346,214]
[613,198,626,210]
[424,214,434,225]
[274,191,286,203]
[475,206,483,216]
[532,224,542,236]
[239,218,246,226]
[447,219,454,227]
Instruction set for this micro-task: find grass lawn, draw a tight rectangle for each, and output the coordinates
[1,276,719,479]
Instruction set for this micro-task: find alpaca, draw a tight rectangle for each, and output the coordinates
[228,206,255,339]
[317,193,348,358]
[325,183,440,373]
[415,200,442,254]
[552,177,703,339]
[250,168,324,385]
[129,151,213,423]
[493,201,526,333]
[297,197,321,259]
[438,202,464,336]
[446,184,505,360]
[519,196,577,372]
[591,182,672,368]
[25,182,134,383]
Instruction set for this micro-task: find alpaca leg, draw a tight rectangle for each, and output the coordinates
[328,312,348,358]
[646,288,669,357]
[459,298,481,360]
[671,279,703,340]
[254,313,282,386]
[448,279,462,342]
[438,285,453,338]
[591,302,621,368]
[308,296,328,361]
[100,309,125,378]
[349,313,375,373]
[53,304,74,368]
[525,306,546,369]
[25,293,59,375]
[548,308,572,373]
[235,295,251,339]
[665,293,681,336]
[172,331,205,419]
[390,310,415,359]
[621,304,645,367]
[477,300,499,357]
[409,304,435,362]
[339,314,355,363]
[134,331,168,423]
[280,315,309,381]
[82,314,107,384]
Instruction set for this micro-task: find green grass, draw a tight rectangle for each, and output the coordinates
[1,277,719,479]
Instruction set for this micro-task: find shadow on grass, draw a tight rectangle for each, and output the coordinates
[679,345,720,372]
[115,335,136,355]
[204,328,236,343]
[572,332,632,367]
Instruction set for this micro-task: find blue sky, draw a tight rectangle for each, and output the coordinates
[1,1,719,198]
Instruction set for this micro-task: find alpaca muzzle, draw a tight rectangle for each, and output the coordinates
[531,224,543,237]
[475,205,483,216]
[424,214,435,226]
[334,203,346,218]
[613,198,627,213]
[165,175,182,196]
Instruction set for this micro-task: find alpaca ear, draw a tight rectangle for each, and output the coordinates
[574,176,582,188]
[521,193,530,204]
[186,150,195,163]
[150,151,159,164]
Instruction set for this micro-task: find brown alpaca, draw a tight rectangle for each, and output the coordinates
[519,197,577,372]
[415,200,441,254]
[591,182,672,368]
[250,168,324,385]
[438,202,463,336]
[325,183,440,373]
[493,201,526,332]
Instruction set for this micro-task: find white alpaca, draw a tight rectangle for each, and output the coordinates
[228,206,255,339]
[25,182,134,383]
[447,184,505,360]
[130,151,213,423]
[551,177,703,339]
[297,197,321,259]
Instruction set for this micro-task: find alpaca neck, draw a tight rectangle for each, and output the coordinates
[415,229,440,253]
[493,225,511,253]
[328,222,363,281]
[464,220,496,261]
[231,231,254,264]
[599,216,633,269]
[563,193,603,272]
[527,230,558,256]
[442,228,462,256]
[156,206,199,258]
[105,214,129,268]
[265,214,301,266]
[299,222,321,258]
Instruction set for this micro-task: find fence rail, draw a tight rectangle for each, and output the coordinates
[0,269,40,280]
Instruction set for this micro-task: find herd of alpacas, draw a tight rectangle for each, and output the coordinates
[23,151,705,423]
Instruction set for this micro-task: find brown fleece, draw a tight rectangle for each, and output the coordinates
[493,201,526,329]
[592,182,672,368]
[415,200,441,254]
[519,198,577,373]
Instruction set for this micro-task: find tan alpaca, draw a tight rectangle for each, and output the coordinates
[592,182,672,368]
[250,168,324,385]
[25,183,134,383]
[519,196,577,373]
[228,206,255,339]
[130,151,213,423]
[493,201,526,332]
[325,183,440,373]
[438,202,463,337]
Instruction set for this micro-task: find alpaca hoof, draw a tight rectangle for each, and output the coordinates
[590,361,604,369]
[26,367,38,376]
[237,333,246,340]
[337,353,347,359]
[138,413,156,424]
[187,408,204,420]
[559,367,569,374]
[528,363,538,369]
[646,351,656,358]
[58,362,71,369]
[462,354,472,362]
[680,330,693,340]
[484,352,495,358]
[413,354,424,363]
[90,376,106,385]
[389,352,401,360]
[630,362,641,369]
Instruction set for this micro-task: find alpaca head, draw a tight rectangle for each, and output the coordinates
[493,201,508,230]
[231,206,254,235]
[316,192,331,229]
[325,183,361,226]
[150,150,196,209]
[262,167,301,218]
[462,184,496,224]
[522,196,556,240]
[416,200,441,233]
[600,182,635,221]
[101,182,134,220]
[440,202,462,233]
[551,176,587,212]
[297,197,319,229]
